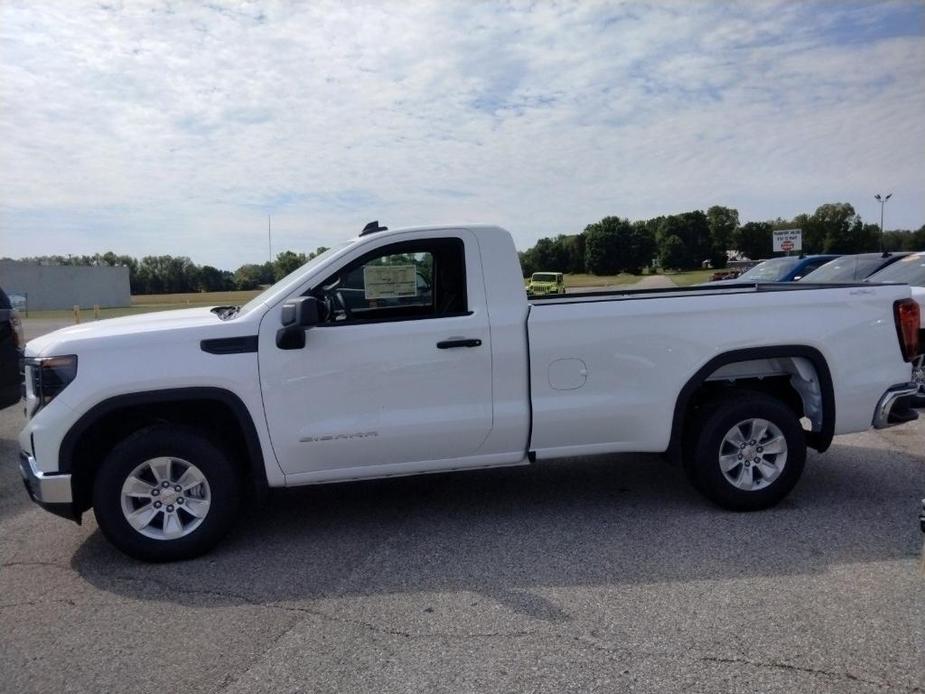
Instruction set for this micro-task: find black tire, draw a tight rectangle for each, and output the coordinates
[92,425,242,562]
[685,391,806,511]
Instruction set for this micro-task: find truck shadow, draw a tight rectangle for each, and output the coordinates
[70,442,924,619]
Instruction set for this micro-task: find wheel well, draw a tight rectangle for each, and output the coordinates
[683,375,804,448]
[669,347,835,462]
[64,391,266,514]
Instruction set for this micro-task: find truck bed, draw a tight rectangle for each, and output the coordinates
[525,280,911,460]
[528,281,874,306]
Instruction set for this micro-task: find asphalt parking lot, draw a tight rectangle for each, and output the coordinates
[4,317,925,693]
[2,393,923,694]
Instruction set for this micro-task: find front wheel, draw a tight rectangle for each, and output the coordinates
[686,392,806,511]
[93,425,242,562]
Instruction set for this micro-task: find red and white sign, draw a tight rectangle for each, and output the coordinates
[773,229,802,253]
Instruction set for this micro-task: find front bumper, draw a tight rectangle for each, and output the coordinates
[872,383,920,429]
[19,450,76,521]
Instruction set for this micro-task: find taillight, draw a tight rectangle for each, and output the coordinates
[894,299,920,362]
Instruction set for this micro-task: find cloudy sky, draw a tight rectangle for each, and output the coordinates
[1,1,923,269]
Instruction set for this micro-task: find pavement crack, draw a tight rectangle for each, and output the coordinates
[697,654,901,691]
[570,636,916,692]
[1,560,72,570]
[274,602,414,637]
[0,597,76,610]
[570,633,680,661]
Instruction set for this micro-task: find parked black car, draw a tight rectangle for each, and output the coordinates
[0,287,25,409]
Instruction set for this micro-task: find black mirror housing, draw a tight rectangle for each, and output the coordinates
[277,297,322,349]
[281,297,322,328]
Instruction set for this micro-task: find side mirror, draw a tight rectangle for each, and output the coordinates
[281,296,322,328]
[277,297,322,349]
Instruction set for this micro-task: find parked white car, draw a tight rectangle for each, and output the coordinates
[19,224,921,561]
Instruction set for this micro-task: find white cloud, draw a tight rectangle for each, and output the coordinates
[0,0,923,268]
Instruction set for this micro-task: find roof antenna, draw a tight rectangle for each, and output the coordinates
[360,220,388,236]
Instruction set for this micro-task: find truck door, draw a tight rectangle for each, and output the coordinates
[258,231,493,478]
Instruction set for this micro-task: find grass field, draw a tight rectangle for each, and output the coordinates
[562,273,642,288]
[564,269,713,288]
[130,290,261,307]
[663,269,714,286]
[22,290,262,320]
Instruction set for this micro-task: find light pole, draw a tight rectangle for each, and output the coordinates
[874,193,892,254]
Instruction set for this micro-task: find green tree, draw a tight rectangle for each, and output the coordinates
[805,203,875,253]
[196,265,230,292]
[734,222,773,260]
[273,250,309,281]
[584,216,634,275]
[659,235,687,270]
[881,226,925,251]
[518,250,536,278]
[565,234,586,274]
[706,205,739,268]
[792,203,865,254]
[234,264,265,290]
[534,237,566,270]
[655,212,710,270]
[911,225,925,250]
[626,222,657,274]
[854,223,882,254]
[882,230,910,251]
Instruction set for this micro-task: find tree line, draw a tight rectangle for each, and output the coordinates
[7,202,925,292]
[9,248,329,294]
[519,203,925,277]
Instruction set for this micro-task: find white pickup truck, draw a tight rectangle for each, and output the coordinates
[19,224,921,561]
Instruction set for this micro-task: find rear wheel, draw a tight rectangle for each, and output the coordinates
[93,425,242,562]
[686,392,806,511]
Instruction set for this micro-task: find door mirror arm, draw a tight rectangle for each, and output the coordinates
[277,297,322,350]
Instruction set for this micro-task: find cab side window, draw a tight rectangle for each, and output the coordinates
[313,238,467,324]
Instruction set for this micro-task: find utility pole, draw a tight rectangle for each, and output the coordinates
[874,193,892,254]
[268,215,272,263]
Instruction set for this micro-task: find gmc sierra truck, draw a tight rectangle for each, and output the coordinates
[19,224,921,561]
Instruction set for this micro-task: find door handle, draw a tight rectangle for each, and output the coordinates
[436,338,482,349]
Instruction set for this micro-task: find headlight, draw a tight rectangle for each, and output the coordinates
[26,355,78,412]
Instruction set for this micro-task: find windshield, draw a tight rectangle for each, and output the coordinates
[237,243,351,314]
[532,273,559,282]
[800,255,891,283]
[738,257,801,281]
[866,254,925,285]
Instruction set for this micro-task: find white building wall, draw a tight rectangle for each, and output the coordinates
[0,261,131,310]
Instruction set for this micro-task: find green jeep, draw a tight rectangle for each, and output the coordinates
[526,272,566,295]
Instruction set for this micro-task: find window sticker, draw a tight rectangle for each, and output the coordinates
[363,265,418,299]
